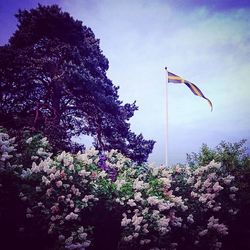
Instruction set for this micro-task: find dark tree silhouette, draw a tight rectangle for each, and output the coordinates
[0,4,155,163]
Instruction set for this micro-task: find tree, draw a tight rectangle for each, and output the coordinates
[0,4,155,163]
[186,140,249,169]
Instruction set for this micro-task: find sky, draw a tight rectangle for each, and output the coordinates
[1,0,250,166]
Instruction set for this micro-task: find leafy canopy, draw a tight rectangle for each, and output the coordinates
[0,4,155,163]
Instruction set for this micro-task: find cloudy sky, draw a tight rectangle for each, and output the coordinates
[1,0,250,165]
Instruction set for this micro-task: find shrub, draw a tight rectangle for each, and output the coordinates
[0,128,248,250]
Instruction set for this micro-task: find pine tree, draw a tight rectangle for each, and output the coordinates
[0,4,155,163]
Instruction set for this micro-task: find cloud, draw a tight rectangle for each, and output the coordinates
[60,0,250,165]
[2,0,248,165]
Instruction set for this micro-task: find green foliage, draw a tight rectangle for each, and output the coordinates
[187,140,249,168]
[187,140,250,249]
[147,177,164,198]
[119,182,134,197]
[94,178,117,198]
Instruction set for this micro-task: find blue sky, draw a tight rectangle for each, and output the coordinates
[1,0,250,165]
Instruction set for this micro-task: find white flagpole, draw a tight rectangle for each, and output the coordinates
[164,67,168,167]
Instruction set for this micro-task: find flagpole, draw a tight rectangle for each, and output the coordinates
[164,67,168,167]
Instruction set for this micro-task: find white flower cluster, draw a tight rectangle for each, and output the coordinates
[20,148,104,249]
[3,133,238,250]
[185,160,237,212]
[117,160,238,249]
[0,132,16,167]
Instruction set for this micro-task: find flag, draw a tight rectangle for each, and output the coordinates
[167,71,213,111]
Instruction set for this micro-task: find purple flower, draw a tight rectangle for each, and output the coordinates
[108,168,118,182]
[98,154,108,170]
[98,154,117,181]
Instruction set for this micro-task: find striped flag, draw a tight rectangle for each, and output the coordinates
[167,71,213,111]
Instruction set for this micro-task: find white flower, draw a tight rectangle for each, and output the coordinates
[56,180,63,188]
[194,180,202,189]
[132,214,143,227]
[76,152,93,165]
[172,196,184,206]
[26,137,33,144]
[134,192,142,201]
[63,155,73,167]
[31,156,39,160]
[142,208,149,215]
[191,191,198,198]
[229,209,238,215]
[199,195,207,203]
[158,217,170,227]
[213,182,224,192]
[31,162,40,173]
[65,236,73,244]
[58,235,65,241]
[35,186,42,192]
[133,179,144,190]
[160,177,171,188]
[98,171,107,178]
[54,170,61,178]
[151,166,159,176]
[140,239,151,245]
[158,201,171,211]
[21,169,32,178]
[187,214,194,224]
[79,232,87,240]
[42,176,50,185]
[209,160,221,169]
[65,212,78,220]
[127,199,136,207]
[50,173,55,180]
[187,177,194,184]
[83,240,91,248]
[68,164,75,171]
[207,216,228,235]
[203,179,211,188]
[37,147,48,157]
[79,169,91,177]
[124,235,133,242]
[174,165,182,173]
[121,214,131,226]
[115,179,126,190]
[41,137,48,146]
[38,202,43,207]
[57,151,66,162]
[78,223,86,231]
[230,186,239,192]
[223,175,235,185]
[21,196,27,201]
[26,208,32,213]
[213,206,221,212]
[215,242,222,249]
[199,229,208,237]
[171,216,182,227]
[147,196,159,206]
[85,147,99,157]
[152,210,160,217]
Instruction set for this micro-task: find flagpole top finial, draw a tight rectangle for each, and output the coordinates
[165,67,168,70]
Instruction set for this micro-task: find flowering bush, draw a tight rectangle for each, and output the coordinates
[0,128,248,250]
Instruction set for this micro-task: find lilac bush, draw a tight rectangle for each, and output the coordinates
[0,130,242,250]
